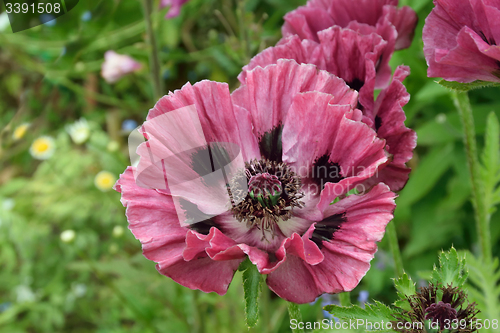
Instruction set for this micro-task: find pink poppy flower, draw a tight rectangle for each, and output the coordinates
[160,0,190,19]
[115,60,396,303]
[423,0,500,83]
[101,51,142,84]
[238,32,416,191]
[239,26,391,101]
[282,0,417,51]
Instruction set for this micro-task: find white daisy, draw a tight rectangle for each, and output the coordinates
[29,136,55,160]
[66,118,90,144]
[94,171,116,192]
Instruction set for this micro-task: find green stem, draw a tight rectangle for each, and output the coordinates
[338,292,351,306]
[192,291,204,333]
[452,91,491,263]
[287,302,304,333]
[261,285,271,333]
[142,0,163,101]
[386,220,404,277]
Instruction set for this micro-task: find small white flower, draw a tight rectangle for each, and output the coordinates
[15,285,36,303]
[29,136,55,160]
[94,171,116,192]
[436,113,447,124]
[60,230,76,243]
[101,51,142,84]
[112,225,124,238]
[0,13,10,32]
[72,283,87,298]
[66,118,90,144]
[1,198,15,211]
[107,141,120,152]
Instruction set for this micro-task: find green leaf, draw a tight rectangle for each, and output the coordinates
[463,251,500,328]
[480,112,500,214]
[240,259,262,327]
[324,301,398,325]
[394,273,416,298]
[437,79,500,92]
[393,273,415,312]
[430,247,468,287]
[396,143,454,211]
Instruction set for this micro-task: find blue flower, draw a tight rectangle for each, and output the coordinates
[314,294,340,320]
[40,14,56,27]
[163,69,171,80]
[81,11,91,22]
[122,119,138,132]
[0,302,12,313]
[358,290,369,304]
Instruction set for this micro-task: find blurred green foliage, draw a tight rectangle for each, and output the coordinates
[0,0,499,332]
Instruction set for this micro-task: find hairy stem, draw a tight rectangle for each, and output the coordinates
[288,302,304,333]
[387,220,404,277]
[338,292,351,306]
[452,91,491,263]
[142,0,163,101]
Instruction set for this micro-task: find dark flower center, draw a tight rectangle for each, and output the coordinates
[311,154,344,190]
[479,30,495,45]
[375,116,382,131]
[230,159,304,240]
[258,125,283,162]
[310,213,346,247]
[425,301,458,330]
[346,78,364,91]
[248,173,282,206]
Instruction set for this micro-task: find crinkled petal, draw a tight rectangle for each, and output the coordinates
[423,0,500,82]
[242,26,391,92]
[238,36,322,84]
[266,255,322,303]
[318,25,392,90]
[266,184,395,303]
[282,0,416,51]
[282,6,335,42]
[321,183,396,249]
[114,167,186,262]
[476,0,500,45]
[382,5,418,50]
[134,81,260,214]
[147,81,260,161]
[362,65,416,191]
[232,59,358,143]
[251,225,324,275]
[281,91,387,209]
[115,167,243,295]
[157,257,242,295]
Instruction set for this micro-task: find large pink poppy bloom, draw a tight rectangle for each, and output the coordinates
[238,33,416,191]
[160,0,190,19]
[423,0,500,83]
[115,60,396,303]
[282,0,417,51]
